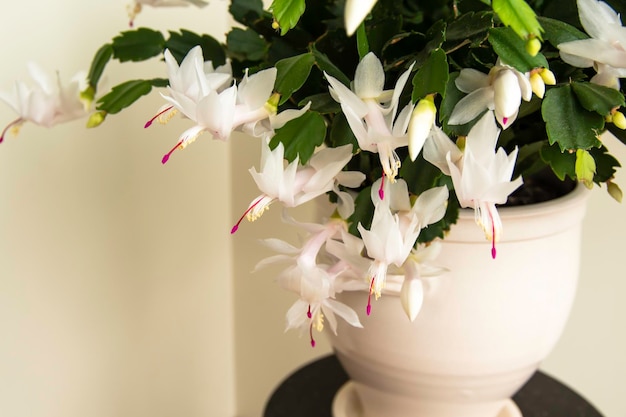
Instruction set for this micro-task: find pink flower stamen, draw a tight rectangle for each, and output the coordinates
[307,305,312,319]
[231,195,265,234]
[161,140,183,164]
[309,323,316,348]
[489,209,497,259]
[502,117,509,126]
[366,277,375,316]
[1,118,23,144]
[145,105,174,128]
[378,172,386,200]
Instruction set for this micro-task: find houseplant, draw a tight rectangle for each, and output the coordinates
[1,0,625,415]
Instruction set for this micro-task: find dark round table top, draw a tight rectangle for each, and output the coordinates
[264,355,603,417]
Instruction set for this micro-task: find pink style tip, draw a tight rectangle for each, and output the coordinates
[366,304,372,316]
[161,154,170,164]
[230,225,239,234]
[491,246,497,259]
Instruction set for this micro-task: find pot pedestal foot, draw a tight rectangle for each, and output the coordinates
[331,381,523,417]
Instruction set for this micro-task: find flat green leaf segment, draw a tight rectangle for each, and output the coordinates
[226,28,268,61]
[492,0,543,40]
[571,82,625,116]
[269,112,326,164]
[488,27,547,72]
[112,28,165,62]
[166,30,225,66]
[275,53,315,105]
[542,84,603,151]
[412,48,448,102]
[575,149,596,188]
[87,44,114,90]
[270,0,306,35]
[96,80,158,114]
[537,16,588,47]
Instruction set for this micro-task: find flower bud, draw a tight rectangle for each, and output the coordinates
[539,68,556,85]
[607,181,623,202]
[526,37,542,57]
[86,111,107,128]
[613,111,626,129]
[530,72,545,98]
[408,96,437,161]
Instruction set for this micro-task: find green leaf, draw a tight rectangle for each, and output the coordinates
[591,146,620,183]
[411,48,448,102]
[96,79,154,114]
[446,12,494,41]
[226,28,268,62]
[87,44,113,90]
[274,53,315,105]
[606,123,626,145]
[400,153,443,195]
[329,113,359,151]
[492,0,543,40]
[269,0,306,35]
[542,84,604,151]
[112,28,165,62]
[311,45,351,86]
[229,0,264,25]
[298,93,341,114]
[575,149,596,188]
[269,111,326,164]
[536,16,588,47]
[356,23,370,60]
[348,186,374,237]
[488,27,548,72]
[540,143,576,181]
[571,82,626,116]
[166,30,226,66]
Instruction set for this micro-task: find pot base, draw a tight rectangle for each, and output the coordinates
[331,381,523,417]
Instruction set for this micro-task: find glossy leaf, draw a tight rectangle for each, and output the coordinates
[488,27,548,72]
[96,79,155,114]
[299,93,341,114]
[329,113,359,151]
[540,143,576,180]
[270,0,306,35]
[412,48,448,102]
[571,82,625,116]
[542,84,603,151]
[312,46,351,87]
[166,30,226,66]
[274,53,315,104]
[348,186,374,237]
[229,0,265,25]
[226,28,268,62]
[87,44,113,90]
[269,111,326,164]
[492,0,543,40]
[446,12,494,41]
[537,16,588,47]
[575,149,596,188]
[112,28,165,62]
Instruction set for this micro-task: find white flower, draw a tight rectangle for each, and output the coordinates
[408,95,437,161]
[424,112,523,258]
[344,0,379,36]
[325,52,414,181]
[357,180,448,314]
[557,0,626,89]
[0,63,88,143]
[231,142,358,233]
[400,241,447,321]
[255,218,362,346]
[448,61,532,129]
[157,59,310,163]
[127,0,208,26]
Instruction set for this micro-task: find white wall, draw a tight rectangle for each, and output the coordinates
[1,2,625,417]
[0,2,235,417]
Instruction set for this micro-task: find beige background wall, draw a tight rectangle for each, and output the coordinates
[0,2,624,417]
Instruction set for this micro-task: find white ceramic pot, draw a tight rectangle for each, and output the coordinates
[327,185,590,417]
